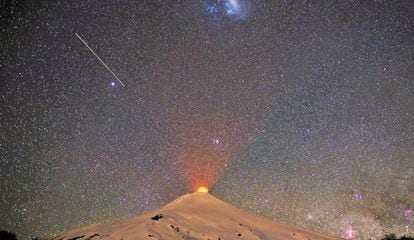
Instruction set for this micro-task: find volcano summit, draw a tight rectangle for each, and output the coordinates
[53,192,340,240]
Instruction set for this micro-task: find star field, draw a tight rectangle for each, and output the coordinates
[1,1,413,239]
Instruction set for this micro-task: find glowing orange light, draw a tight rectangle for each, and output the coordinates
[170,113,249,193]
[196,186,209,193]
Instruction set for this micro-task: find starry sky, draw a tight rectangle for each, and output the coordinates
[1,1,413,239]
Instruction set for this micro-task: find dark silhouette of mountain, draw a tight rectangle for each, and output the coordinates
[382,233,414,240]
[0,230,17,240]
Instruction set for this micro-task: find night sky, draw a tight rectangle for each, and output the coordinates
[1,1,413,239]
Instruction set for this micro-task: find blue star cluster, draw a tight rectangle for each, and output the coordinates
[204,0,250,22]
[1,1,413,239]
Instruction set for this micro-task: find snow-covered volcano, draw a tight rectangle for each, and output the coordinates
[53,192,341,240]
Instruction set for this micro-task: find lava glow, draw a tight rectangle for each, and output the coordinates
[183,151,230,193]
[196,186,209,193]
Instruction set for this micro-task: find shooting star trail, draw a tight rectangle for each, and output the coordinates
[75,33,125,87]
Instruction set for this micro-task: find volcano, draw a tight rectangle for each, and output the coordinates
[53,193,340,240]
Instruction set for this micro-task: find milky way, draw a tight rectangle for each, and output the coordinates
[1,1,413,239]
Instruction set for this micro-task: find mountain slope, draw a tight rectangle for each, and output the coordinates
[53,192,341,240]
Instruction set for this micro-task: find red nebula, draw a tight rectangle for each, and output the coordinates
[341,226,358,240]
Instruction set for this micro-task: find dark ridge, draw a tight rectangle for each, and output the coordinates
[84,234,100,240]
[67,235,85,240]
[170,225,180,232]
[151,214,163,221]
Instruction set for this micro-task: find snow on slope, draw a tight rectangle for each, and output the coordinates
[53,192,341,240]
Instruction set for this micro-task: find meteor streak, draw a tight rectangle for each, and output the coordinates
[75,33,125,87]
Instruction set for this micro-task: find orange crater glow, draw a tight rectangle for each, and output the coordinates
[171,114,249,194]
[196,186,209,193]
